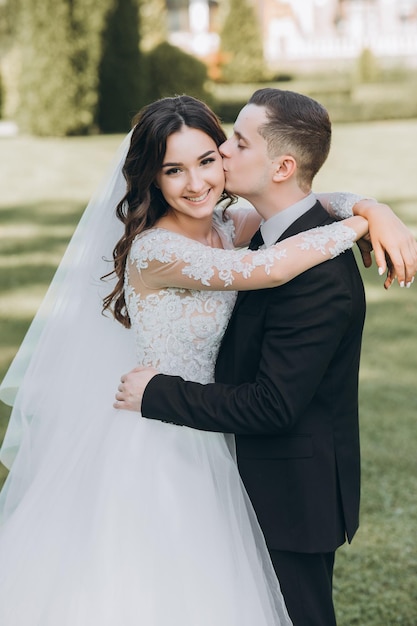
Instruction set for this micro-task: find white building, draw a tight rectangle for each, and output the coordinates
[165,0,417,65]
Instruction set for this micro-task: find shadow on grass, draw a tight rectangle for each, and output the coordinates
[0,199,85,226]
[0,262,63,291]
[0,200,85,292]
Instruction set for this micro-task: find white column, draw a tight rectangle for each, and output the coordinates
[189,0,210,35]
[188,0,217,55]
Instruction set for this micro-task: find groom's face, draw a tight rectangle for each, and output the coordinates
[219,104,278,203]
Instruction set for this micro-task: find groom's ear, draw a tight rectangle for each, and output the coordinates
[272,155,296,182]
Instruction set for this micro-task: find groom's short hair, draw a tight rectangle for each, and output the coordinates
[248,88,331,191]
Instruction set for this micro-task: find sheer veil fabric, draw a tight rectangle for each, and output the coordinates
[0,131,135,470]
[0,133,292,625]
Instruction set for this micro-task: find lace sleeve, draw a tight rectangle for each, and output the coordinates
[317,192,368,220]
[130,220,360,292]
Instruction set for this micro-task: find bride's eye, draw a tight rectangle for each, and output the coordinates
[165,167,182,176]
[200,157,216,166]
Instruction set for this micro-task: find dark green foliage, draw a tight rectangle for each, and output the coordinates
[144,42,212,104]
[0,70,3,118]
[211,99,244,124]
[17,0,111,136]
[97,0,145,133]
[219,0,266,83]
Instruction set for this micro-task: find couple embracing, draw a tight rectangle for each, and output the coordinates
[1,87,416,625]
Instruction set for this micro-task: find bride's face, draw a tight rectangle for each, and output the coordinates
[155,126,225,223]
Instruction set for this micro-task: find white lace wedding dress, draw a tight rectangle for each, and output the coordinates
[0,203,357,626]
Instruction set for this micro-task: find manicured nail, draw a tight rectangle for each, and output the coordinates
[406,282,411,288]
[399,281,405,288]
[378,267,384,276]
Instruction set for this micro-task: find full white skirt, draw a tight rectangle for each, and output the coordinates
[0,397,291,625]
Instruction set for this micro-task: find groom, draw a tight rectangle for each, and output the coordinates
[114,89,408,624]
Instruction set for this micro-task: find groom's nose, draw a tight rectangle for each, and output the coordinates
[219,138,231,158]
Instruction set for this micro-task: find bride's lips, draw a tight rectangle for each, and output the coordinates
[184,190,211,203]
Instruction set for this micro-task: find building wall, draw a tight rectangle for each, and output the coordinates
[166,0,417,64]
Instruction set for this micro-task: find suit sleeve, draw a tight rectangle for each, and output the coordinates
[141,258,356,434]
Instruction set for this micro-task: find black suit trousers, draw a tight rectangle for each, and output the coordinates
[269,549,337,626]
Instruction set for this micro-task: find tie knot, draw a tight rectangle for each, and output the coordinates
[249,229,264,250]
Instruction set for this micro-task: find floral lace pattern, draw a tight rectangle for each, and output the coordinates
[125,283,236,383]
[297,223,356,258]
[131,228,289,287]
[325,192,365,220]
[129,224,355,288]
[125,213,238,384]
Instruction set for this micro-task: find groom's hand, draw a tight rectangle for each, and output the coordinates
[356,235,373,268]
[114,367,159,412]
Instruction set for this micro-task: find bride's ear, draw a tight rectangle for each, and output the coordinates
[272,156,296,182]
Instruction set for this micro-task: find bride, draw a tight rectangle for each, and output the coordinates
[0,95,413,625]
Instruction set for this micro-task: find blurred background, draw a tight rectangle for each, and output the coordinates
[0,1,416,624]
[1,0,417,134]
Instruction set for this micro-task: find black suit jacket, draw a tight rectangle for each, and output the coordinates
[142,202,366,553]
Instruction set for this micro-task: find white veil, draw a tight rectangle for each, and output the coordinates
[0,132,136,493]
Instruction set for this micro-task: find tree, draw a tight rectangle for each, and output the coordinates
[219,0,266,83]
[16,0,111,135]
[97,0,144,133]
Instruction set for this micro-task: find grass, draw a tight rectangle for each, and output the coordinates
[1,122,417,624]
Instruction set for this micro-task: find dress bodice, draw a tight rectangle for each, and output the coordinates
[125,213,237,384]
[126,284,236,384]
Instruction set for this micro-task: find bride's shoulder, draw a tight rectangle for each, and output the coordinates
[130,227,200,266]
[133,227,192,248]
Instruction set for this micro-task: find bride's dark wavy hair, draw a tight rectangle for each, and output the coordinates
[102,95,236,328]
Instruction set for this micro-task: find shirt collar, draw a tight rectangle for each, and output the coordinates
[260,192,317,247]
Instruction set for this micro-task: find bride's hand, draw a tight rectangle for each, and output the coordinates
[353,199,417,289]
[114,367,159,412]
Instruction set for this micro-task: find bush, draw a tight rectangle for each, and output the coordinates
[219,0,266,83]
[144,42,212,105]
[355,47,380,84]
[209,74,417,125]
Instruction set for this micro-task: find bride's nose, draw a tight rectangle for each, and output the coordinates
[186,169,205,192]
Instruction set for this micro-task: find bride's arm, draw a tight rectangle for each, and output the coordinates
[132,217,368,292]
[317,192,417,288]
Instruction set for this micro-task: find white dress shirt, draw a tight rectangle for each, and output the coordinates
[260,192,317,248]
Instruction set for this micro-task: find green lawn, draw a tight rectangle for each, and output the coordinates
[1,121,417,624]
